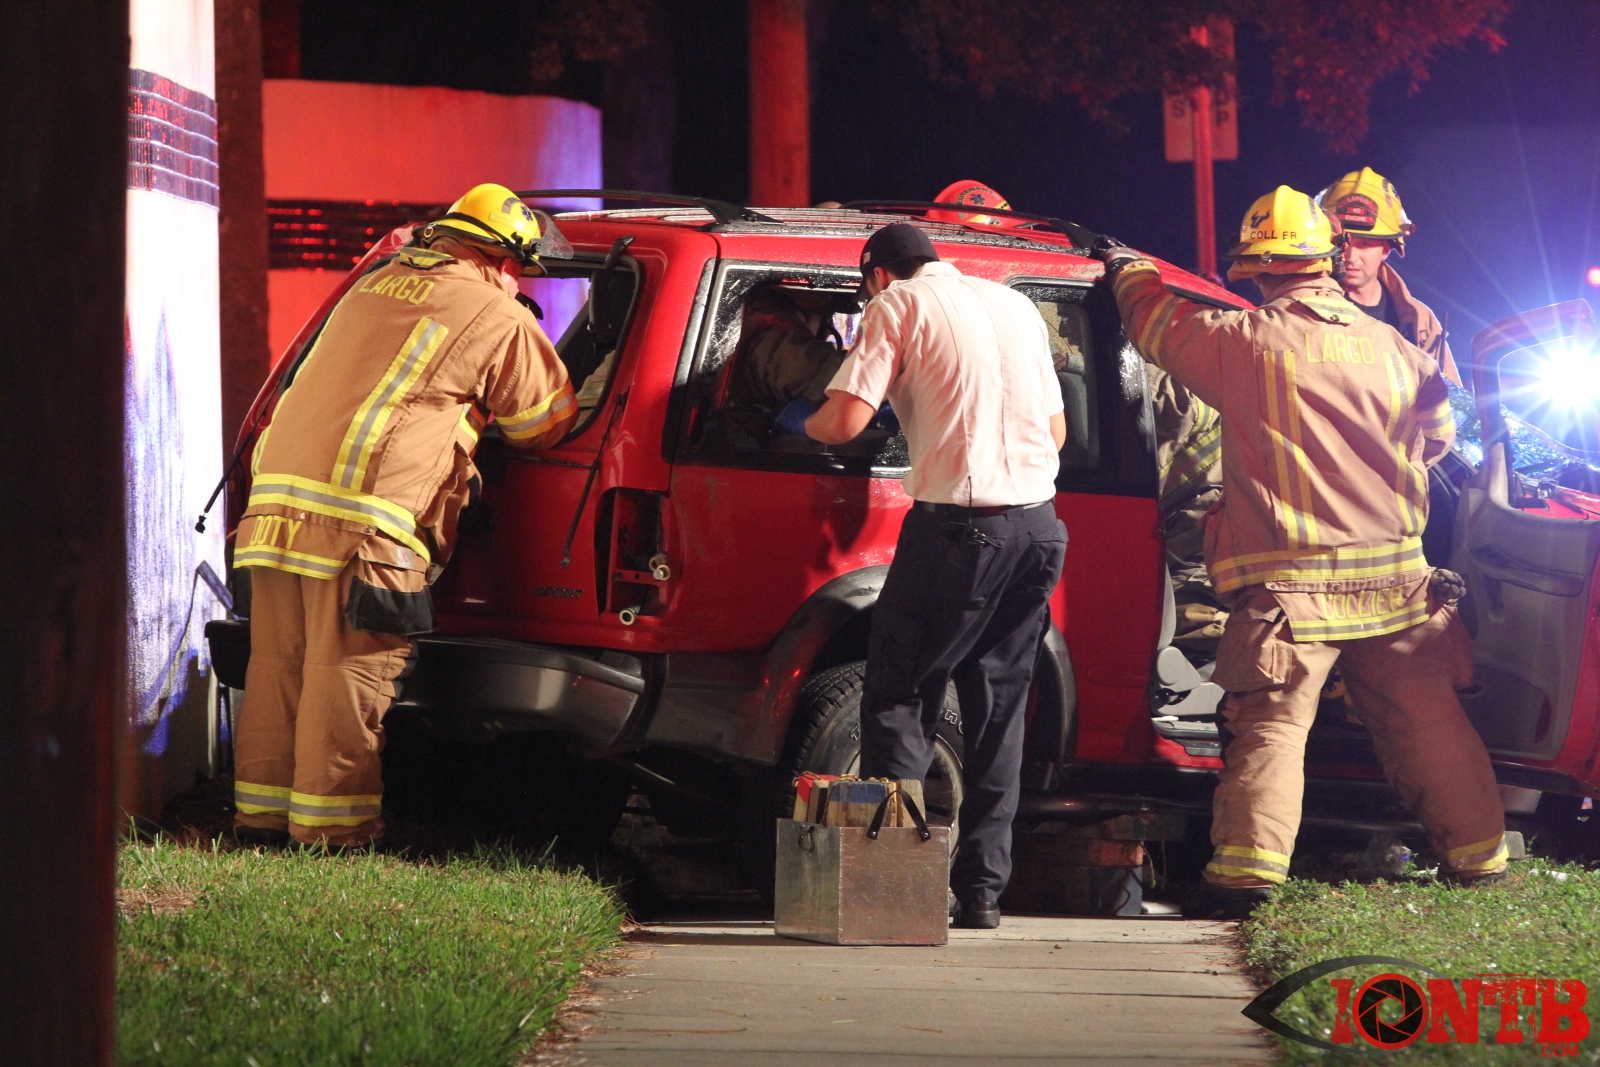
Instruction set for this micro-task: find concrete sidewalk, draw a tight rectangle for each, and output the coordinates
[554,916,1271,1065]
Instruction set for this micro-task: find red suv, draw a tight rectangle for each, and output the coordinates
[209,193,1600,867]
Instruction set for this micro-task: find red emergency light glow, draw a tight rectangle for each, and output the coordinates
[1586,266,1600,288]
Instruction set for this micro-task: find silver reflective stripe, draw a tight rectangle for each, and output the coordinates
[289,800,383,818]
[233,547,344,577]
[501,392,574,436]
[338,320,443,488]
[250,480,418,536]
[1210,852,1289,876]
[235,786,291,811]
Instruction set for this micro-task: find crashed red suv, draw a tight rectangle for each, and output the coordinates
[210,192,1600,869]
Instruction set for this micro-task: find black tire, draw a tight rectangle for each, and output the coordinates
[384,721,630,857]
[742,661,965,897]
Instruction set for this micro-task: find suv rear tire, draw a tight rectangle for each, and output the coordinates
[742,661,965,898]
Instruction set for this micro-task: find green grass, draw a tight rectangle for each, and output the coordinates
[1242,863,1600,1063]
[117,838,625,1067]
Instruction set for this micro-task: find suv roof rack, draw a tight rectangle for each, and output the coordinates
[516,189,778,228]
[841,200,1100,252]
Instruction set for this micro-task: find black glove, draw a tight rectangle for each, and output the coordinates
[1090,235,1143,277]
[1429,568,1467,606]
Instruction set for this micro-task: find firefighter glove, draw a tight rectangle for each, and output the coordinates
[1429,567,1467,606]
[1090,235,1142,277]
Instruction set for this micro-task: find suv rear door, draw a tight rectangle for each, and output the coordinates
[1005,276,1168,765]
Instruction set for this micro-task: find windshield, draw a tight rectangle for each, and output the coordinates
[1448,379,1600,493]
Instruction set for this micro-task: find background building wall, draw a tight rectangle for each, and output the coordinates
[124,0,229,817]
[260,80,602,374]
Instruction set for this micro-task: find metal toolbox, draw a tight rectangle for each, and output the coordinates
[773,818,951,945]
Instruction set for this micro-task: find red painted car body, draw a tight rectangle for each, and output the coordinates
[218,202,1600,847]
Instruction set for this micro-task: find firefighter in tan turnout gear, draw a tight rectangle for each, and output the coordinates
[233,183,577,847]
[1093,187,1507,919]
[1318,167,1461,385]
[1148,365,1227,654]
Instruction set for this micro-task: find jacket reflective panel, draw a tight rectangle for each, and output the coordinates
[1149,364,1222,513]
[1112,263,1453,621]
[238,246,574,576]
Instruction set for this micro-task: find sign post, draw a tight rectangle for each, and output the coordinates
[1164,21,1237,278]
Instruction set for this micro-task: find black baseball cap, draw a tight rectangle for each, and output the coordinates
[858,222,939,298]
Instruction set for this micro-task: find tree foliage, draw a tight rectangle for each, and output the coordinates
[872,0,1511,152]
[526,0,657,82]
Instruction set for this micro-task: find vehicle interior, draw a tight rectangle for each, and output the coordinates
[532,252,642,437]
[684,267,907,467]
[685,269,1119,479]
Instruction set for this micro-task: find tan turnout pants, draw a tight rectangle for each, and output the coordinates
[1205,588,1507,888]
[233,564,411,846]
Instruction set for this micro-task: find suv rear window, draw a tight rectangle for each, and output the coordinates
[544,256,642,436]
[1028,292,1099,472]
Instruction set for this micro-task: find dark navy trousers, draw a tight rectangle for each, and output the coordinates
[859,502,1067,904]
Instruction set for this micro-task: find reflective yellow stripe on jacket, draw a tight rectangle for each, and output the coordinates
[246,473,431,562]
[1209,537,1427,596]
[1262,346,1318,550]
[1287,598,1429,642]
[233,545,348,579]
[499,381,577,443]
[1379,350,1427,537]
[1134,291,1184,368]
[333,317,450,490]
[1416,397,1455,439]
[1158,404,1221,507]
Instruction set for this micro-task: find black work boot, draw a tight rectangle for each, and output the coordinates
[953,900,1001,929]
[1440,867,1509,888]
[1181,882,1272,921]
[234,826,290,849]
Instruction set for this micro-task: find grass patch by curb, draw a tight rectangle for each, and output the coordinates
[117,839,624,1067]
[1241,864,1600,1063]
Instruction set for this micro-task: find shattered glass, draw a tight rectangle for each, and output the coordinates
[1448,379,1600,493]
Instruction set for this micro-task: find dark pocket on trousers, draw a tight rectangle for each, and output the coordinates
[346,578,436,635]
[344,538,436,635]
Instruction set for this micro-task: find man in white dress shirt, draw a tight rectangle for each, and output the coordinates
[804,223,1068,928]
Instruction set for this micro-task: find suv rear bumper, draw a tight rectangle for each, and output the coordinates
[205,621,646,749]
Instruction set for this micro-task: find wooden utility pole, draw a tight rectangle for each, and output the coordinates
[748,0,809,207]
[0,2,128,1065]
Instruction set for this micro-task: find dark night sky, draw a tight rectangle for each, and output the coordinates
[302,0,1600,337]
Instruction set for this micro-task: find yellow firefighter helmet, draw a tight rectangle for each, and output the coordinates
[430,183,565,265]
[1316,166,1413,253]
[1225,185,1339,281]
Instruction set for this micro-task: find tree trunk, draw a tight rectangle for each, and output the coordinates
[0,2,128,1064]
[749,0,809,207]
